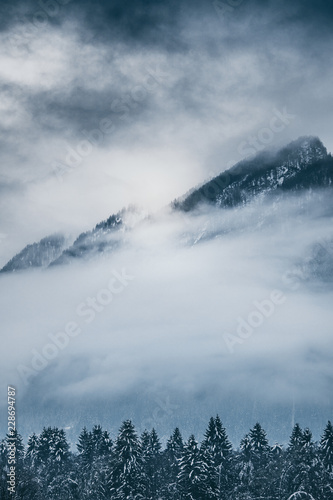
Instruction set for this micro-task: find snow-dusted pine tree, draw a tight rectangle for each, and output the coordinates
[163,427,184,499]
[320,420,333,471]
[201,415,233,499]
[109,420,144,500]
[178,434,217,500]
[141,428,163,499]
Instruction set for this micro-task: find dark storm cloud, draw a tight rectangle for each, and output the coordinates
[250,0,333,28]
[1,0,332,143]
[2,0,332,49]
[0,0,195,50]
[23,71,161,138]
[59,0,333,46]
[0,0,32,30]
[70,0,188,47]
[61,0,333,48]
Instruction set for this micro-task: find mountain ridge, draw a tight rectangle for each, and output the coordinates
[1,136,332,274]
[0,234,67,273]
[172,136,332,211]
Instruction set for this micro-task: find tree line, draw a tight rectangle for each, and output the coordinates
[1,417,333,499]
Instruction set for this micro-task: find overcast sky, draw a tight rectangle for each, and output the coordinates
[0,0,333,261]
[1,0,333,445]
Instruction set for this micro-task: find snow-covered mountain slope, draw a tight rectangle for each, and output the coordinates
[49,205,148,267]
[49,211,124,267]
[173,136,333,211]
[1,136,333,274]
[0,235,67,273]
[0,206,146,273]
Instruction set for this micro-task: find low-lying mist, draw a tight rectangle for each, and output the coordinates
[1,190,333,446]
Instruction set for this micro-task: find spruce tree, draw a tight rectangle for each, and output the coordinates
[238,424,270,499]
[285,425,321,498]
[36,427,53,465]
[320,421,333,471]
[163,427,184,499]
[319,421,333,499]
[77,427,94,467]
[289,424,304,455]
[110,420,144,500]
[266,443,285,500]
[236,433,253,498]
[52,428,70,463]
[100,430,113,457]
[299,428,321,497]
[178,434,216,500]
[141,428,162,499]
[26,433,39,468]
[77,426,112,499]
[201,415,233,499]
[92,425,104,455]
[249,422,270,467]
